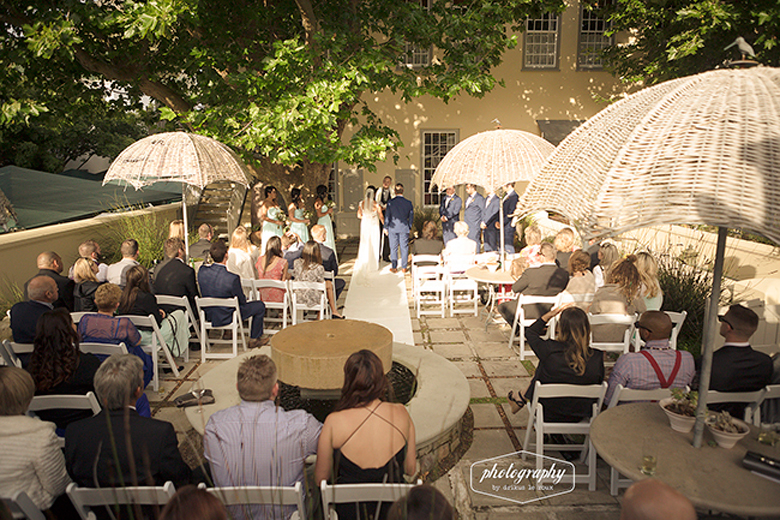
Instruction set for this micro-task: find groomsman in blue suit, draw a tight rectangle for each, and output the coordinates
[481,191,500,252]
[384,183,414,273]
[501,183,518,254]
[463,184,484,250]
[439,186,462,244]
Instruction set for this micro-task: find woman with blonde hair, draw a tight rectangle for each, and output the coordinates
[293,241,344,319]
[169,220,185,240]
[589,256,647,342]
[593,242,619,288]
[507,306,604,421]
[227,226,259,294]
[518,225,543,267]
[73,257,103,312]
[635,251,663,310]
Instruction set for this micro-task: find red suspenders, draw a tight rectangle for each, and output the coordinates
[639,350,682,389]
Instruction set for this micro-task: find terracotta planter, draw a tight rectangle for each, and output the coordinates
[659,398,696,433]
[706,415,750,449]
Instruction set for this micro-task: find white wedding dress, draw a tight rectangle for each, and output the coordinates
[353,200,380,286]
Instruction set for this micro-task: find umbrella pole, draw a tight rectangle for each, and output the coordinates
[692,226,727,448]
[182,186,190,259]
[499,197,506,270]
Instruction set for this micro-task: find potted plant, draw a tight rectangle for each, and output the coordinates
[659,389,698,433]
[706,411,750,449]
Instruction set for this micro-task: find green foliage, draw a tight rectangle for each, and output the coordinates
[0,275,24,317]
[412,206,440,239]
[101,205,168,270]
[601,0,780,84]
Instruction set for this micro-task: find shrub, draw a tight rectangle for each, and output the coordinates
[412,207,440,239]
[0,275,23,316]
[101,205,168,269]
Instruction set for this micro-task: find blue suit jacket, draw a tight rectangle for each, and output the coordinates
[483,194,499,227]
[197,263,247,327]
[464,193,484,240]
[502,191,518,226]
[439,194,462,222]
[10,300,52,343]
[385,196,414,234]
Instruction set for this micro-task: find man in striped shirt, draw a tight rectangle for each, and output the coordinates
[204,355,322,519]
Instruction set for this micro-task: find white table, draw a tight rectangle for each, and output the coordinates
[465,266,514,329]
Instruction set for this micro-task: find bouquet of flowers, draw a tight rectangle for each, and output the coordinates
[302,209,314,222]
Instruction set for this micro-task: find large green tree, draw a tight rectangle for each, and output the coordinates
[601,0,780,84]
[1,0,563,192]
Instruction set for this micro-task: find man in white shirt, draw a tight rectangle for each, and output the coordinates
[106,239,140,288]
[68,240,109,282]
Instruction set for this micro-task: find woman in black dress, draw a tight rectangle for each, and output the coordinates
[508,305,604,422]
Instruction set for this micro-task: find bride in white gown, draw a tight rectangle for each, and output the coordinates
[352,186,384,286]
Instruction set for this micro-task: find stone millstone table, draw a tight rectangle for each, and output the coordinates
[271,319,393,397]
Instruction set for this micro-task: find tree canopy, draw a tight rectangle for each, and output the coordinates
[1,0,563,191]
[601,0,780,85]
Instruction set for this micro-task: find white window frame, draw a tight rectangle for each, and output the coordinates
[422,130,458,207]
[577,2,613,69]
[399,0,432,69]
[523,13,560,70]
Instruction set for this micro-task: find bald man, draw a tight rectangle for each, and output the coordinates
[621,479,696,520]
[23,251,74,311]
[11,276,58,347]
[605,311,695,405]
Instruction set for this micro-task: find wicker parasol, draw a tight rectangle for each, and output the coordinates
[431,129,555,260]
[516,66,780,447]
[0,186,18,232]
[104,132,252,256]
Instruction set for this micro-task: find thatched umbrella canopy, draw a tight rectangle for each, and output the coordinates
[0,187,18,232]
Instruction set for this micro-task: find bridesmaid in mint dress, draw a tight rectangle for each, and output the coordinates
[314,184,337,262]
[288,188,310,243]
[260,185,284,253]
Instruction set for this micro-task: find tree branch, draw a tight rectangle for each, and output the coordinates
[294,0,320,53]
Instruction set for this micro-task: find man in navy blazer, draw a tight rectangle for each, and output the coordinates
[198,239,267,345]
[501,183,518,254]
[463,184,484,249]
[10,276,57,363]
[481,191,500,252]
[385,183,414,272]
[439,186,461,244]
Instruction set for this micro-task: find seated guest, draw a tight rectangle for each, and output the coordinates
[593,242,619,289]
[411,221,444,257]
[153,237,199,319]
[73,257,103,312]
[189,223,214,261]
[315,350,417,520]
[0,366,71,513]
[311,224,346,299]
[24,251,75,311]
[78,283,153,389]
[554,228,576,269]
[198,239,268,347]
[204,355,321,520]
[228,226,259,299]
[388,485,455,520]
[65,354,193,488]
[497,242,569,325]
[558,250,596,310]
[507,306,604,421]
[620,479,696,520]
[442,221,477,273]
[635,251,664,311]
[293,241,344,319]
[517,225,543,268]
[107,239,140,288]
[160,485,228,520]
[605,311,695,405]
[590,256,646,343]
[27,309,102,430]
[255,236,290,303]
[68,239,108,282]
[701,304,773,418]
[118,265,188,358]
[11,275,57,346]
[282,231,304,270]
[168,219,185,240]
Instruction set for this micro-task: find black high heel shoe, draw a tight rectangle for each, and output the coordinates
[507,391,527,414]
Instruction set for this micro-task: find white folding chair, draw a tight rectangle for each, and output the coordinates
[606,385,678,495]
[756,384,780,427]
[196,296,248,362]
[412,259,446,318]
[244,279,290,334]
[156,294,203,362]
[121,314,180,391]
[70,312,90,324]
[67,481,176,520]
[28,391,101,448]
[706,388,767,424]
[507,295,560,360]
[1,490,46,520]
[202,481,306,520]
[0,340,21,367]
[290,281,328,325]
[7,341,33,356]
[320,480,421,520]
[79,342,128,357]
[588,314,637,355]
[446,271,479,317]
[522,381,608,491]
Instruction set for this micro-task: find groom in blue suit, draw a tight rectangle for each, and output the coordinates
[384,183,414,273]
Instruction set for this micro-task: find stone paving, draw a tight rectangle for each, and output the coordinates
[148,238,628,519]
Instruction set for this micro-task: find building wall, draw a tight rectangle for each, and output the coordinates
[334,1,631,235]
